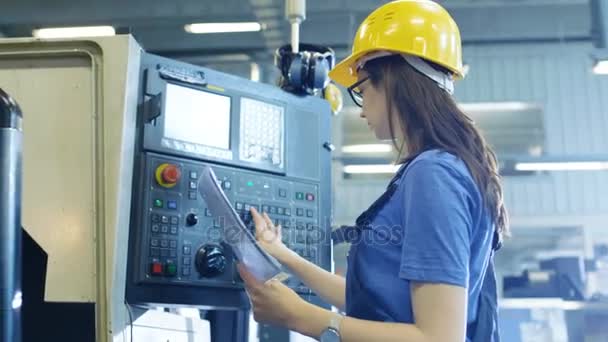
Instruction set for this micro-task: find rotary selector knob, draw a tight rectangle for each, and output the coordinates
[195,244,226,278]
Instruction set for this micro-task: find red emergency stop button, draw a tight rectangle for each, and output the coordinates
[150,262,163,276]
[155,163,181,188]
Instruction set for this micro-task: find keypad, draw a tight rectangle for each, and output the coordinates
[239,98,284,167]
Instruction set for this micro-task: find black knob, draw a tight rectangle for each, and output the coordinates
[195,244,226,277]
[186,213,199,226]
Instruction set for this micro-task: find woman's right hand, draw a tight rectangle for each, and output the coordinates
[250,207,296,263]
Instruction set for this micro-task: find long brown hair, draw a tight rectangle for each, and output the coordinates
[363,55,509,239]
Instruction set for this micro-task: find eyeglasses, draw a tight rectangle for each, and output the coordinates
[347,77,369,108]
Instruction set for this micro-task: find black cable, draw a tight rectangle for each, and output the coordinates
[125,302,134,342]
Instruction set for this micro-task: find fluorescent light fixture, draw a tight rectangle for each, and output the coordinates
[343,164,400,174]
[185,22,262,34]
[515,161,608,171]
[32,26,115,38]
[593,60,608,75]
[342,144,392,154]
[459,102,539,113]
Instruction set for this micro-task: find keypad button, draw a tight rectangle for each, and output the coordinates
[150,262,163,276]
[170,240,177,248]
[296,222,305,230]
[306,193,315,201]
[170,226,178,235]
[310,248,317,259]
[261,205,270,213]
[278,189,287,198]
[236,202,244,211]
[153,199,163,208]
[223,181,232,190]
[160,249,169,257]
[170,216,179,225]
[190,171,198,179]
[306,223,313,231]
[182,268,191,276]
[296,233,305,244]
[167,200,177,210]
[188,191,197,200]
[269,206,277,214]
[244,203,251,211]
[151,224,160,233]
[170,249,177,257]
[189,181,197,190]
[183,257,191,265]
[151,214,160,223]
[282,219,291,227]
[150,247,160,257]
[183,245,191,255]
[161,215,169,224]
[295,192,304,200]
[160,240,169,248]
[285,208,291,216]
[151,239,159,247]
[296,208,304,217]
[161,225,169,234]
[165,263,177,277]
[205,208,212,217]
[306,210,314,218]
[277,207,285,215]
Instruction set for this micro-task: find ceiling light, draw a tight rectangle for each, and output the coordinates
[459,102,539,113]
[32,26,115,39]
[593,60,608,75]
[515,161,608,171]
[184,22,262,34]
[343,164,400,174]
[342,144,392,154]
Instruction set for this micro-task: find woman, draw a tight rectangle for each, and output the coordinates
[238,1,508,341]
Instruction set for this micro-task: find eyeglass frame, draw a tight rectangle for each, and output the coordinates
[347,77,370,108]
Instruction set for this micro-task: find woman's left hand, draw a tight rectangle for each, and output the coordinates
[237,263,308,329]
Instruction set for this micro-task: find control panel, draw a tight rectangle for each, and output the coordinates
[126,53,332,309]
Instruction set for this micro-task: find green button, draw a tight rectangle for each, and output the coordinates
[296,192,304,200]
[246,181,254,187]
[166,263,177,276]
[154,199,163,208]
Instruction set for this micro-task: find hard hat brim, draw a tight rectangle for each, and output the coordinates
[328,51,367,88]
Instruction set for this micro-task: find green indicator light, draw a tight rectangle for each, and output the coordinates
[153,199,163,208]
[247,181,254,187]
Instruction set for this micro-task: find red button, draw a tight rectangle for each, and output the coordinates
[162,164,181,184]
[151,262,163,276]
[306,193,315,201]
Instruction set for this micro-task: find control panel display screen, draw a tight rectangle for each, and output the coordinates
[164,84,231,150]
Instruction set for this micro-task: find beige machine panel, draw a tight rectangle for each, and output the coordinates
[0,36,142,342]
[0,55,97,301]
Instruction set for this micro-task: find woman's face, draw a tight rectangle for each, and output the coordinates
[356,70,402,141]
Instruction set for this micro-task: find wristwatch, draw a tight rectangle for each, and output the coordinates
[319,312,344,342]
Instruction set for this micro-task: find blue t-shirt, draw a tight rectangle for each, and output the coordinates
[345,150,495,339]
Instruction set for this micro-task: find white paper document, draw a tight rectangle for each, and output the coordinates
[198,166,290,283]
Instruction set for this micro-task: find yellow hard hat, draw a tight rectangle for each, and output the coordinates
[328,0,464,88]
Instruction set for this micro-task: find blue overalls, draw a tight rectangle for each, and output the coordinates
[333,149,501,341]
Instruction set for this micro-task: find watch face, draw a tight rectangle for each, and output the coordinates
[320,328,340,342]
